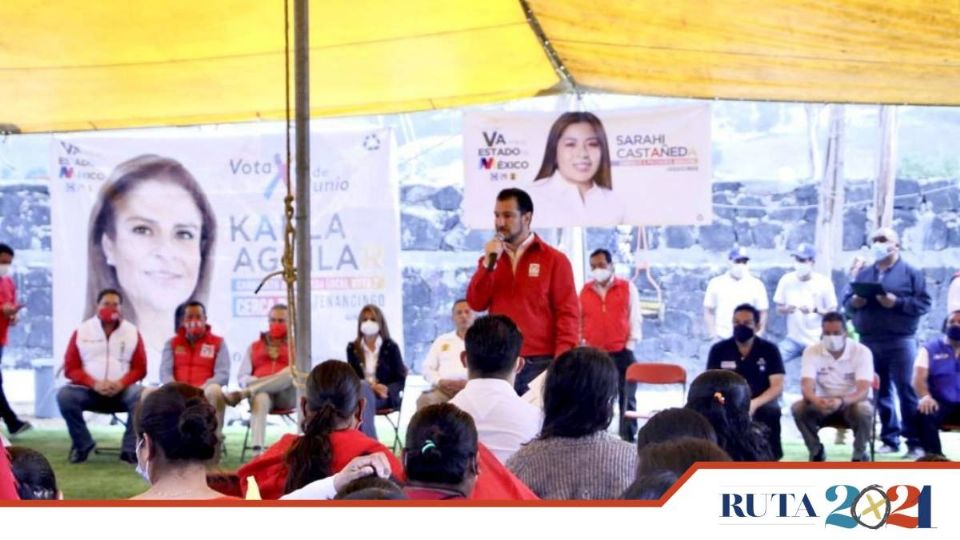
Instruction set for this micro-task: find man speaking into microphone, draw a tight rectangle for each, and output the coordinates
[467,188,579,394]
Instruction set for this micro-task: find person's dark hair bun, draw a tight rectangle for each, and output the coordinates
[172,398,219,461]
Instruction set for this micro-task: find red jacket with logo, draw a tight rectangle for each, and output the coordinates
[466,234,579,358]
[0,275,15,346]
[170,327,225,387]
[580,278,632,352]
[249,336,290,378]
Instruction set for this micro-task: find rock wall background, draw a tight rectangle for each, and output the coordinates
[2,98,960,397]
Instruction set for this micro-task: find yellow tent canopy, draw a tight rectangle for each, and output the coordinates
[2,0,959,133]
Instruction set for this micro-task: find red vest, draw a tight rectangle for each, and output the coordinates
[580,278,631,352]
[249,335,290,378]
[171,326,224,387]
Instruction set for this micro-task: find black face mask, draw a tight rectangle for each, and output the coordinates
[733,324,755,343]
[947,325,960,342]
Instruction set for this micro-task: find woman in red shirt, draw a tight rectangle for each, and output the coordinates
[237,361,403,499]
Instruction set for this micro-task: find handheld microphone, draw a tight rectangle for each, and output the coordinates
[486,233,504,271]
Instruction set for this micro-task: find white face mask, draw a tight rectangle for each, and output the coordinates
[729,262,747,279]
[0,264,9,277]
[821,335,846,353]
[591,268,612,283]
[794,261,812,278]
[360,320,380,337]
[871,241,891,261]
[135,438,151,484]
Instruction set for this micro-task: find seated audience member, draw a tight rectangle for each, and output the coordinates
[7,447,60,500]
[280,452,395,500]
[417,299,475,409]
[914,310,960,458]
[686,370,774,461]
[346,304,407,411]
[156,301,231,433]
[0,447,16,500]
[635,407,717,452]
[449,315,541,464]
[706,303,785,459]
[237,361,403,500]
[57,288,146,464]
[621,470,679,501]
[334,476,407,500]
[507,347,637,500]
[792,312,874,462]
[623,438,731,500]
[402,403,479,500]
[227,304,299,457]
[131,383,228,500]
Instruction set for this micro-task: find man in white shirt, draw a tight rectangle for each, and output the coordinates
[773,243,838,364]
[703,246,769,339]
[450,315,542,464]
[416,299,475,409]
[791,312,874,462]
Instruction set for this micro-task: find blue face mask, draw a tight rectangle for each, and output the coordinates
[947,325,960,343]
[871,242,890,261]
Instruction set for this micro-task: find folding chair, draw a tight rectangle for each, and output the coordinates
[823,374,880,461]
[377,390,404,453]
[240,407,296,462]
[92,412,128,456]
[623,362,688,420]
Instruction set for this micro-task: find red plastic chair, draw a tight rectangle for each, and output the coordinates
[623,362,687,420]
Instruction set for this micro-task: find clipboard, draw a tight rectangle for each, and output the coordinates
[850,281,886,298]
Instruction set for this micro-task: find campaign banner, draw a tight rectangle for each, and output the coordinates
[462,104,712,228]
[50,128,401,384]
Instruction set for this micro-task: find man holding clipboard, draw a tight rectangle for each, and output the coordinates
[842,227,931,459]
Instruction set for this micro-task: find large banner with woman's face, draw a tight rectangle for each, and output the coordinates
[462,104,713,228]
[50,128,402,385]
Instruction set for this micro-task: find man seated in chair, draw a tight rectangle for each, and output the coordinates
[156,301,231,434]
[791,312,874,462]
[416,299,475,410]
[226,304,299,458]
[57,288,146,464]
[913,309,960,458]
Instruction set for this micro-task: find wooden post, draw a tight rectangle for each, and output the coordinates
[814,105,845,276]
[873,106,898,229]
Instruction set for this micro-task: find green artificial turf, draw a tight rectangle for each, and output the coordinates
[4,424,957,500]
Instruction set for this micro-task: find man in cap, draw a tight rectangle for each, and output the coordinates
[843,227,931,459]
[773,243,838,365]
[703,246,769,340]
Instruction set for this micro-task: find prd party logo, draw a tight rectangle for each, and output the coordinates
[721,483,932,529]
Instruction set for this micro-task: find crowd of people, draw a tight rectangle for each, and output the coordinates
[1,186,958,501]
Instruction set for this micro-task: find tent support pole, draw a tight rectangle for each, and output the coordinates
[294,0,312,405]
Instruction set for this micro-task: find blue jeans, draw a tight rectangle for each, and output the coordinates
[862,338,920,449]
[778,337,808,364]
[57,384,142,453]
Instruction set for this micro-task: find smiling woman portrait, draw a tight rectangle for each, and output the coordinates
[85,155,217,383]
[529,112,626,226]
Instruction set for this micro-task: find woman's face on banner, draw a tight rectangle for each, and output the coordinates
[101,179,203,313]
[555,121,601,186]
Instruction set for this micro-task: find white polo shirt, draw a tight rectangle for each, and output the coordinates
[773,271,838,345]
[800,340,874,398]
[420,331,467,385]
[703,271,769,338]
[450,378,542,464]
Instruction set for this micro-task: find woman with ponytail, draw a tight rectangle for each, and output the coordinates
[684,370,774,461]
[237,360,404,500]
[131,382,229,499]
[402,403,479,500]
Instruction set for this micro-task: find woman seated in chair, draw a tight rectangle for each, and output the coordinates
[237,360,404,500]
[132,382,232,500]
[685,370,774,462]
[346,304,407,411]
[402,403,479,500]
